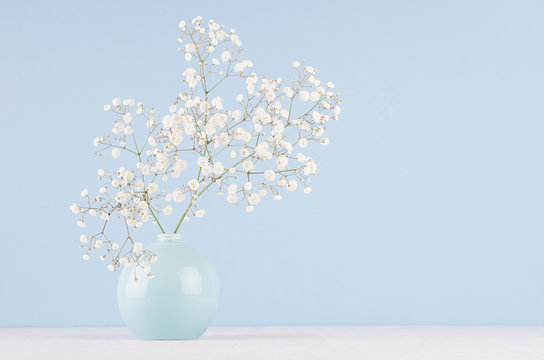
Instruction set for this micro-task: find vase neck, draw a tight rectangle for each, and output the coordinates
[157,233,182,242]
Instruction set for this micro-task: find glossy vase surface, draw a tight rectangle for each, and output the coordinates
[117,234,219,340]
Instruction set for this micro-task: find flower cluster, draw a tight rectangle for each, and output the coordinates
[70,16,341,278]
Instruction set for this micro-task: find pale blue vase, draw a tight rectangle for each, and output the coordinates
[117,234,219,340]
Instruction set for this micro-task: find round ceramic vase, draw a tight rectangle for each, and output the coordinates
[117,234,219,340]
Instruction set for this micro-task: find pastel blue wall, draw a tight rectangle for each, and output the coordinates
[1,0,543,326]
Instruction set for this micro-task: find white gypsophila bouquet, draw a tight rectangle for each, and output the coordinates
[69,16,341,278]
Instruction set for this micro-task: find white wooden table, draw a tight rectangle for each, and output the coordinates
[1,326,543,359]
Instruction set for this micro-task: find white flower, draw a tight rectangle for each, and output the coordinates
[80,234,88,243]
[227,194,238,203]
[274,194,282,200]
[236,94,243,103]
[213,162,224,175]
[259,189,267,197]
[221,50,231,62]
[112,98,121,106]
[148,183,159,194]
[195,209,205,218]
[108,264,115,272]
[292,61,300,68]
[80,189,88,197]
[77,220,85,228]
[97,168,105,177]
[264,169,276,181]
[197,156,209,167]
[246,205,254,212]
[132,242,143,253]
[103,104,111,111]
[111,148,121,158]
[69,203,80,214]
[188,179,200,191]
[94,239,103,248]
[242,159,254,171]
[112,242,120,249]
[163,205,173,215]
[248,193,261,205]
[173,188,186,202]
[148,136,157,147]
[227,184,237,194]
[287,179,298,191]
[304,187,312,194]
[299,138,308,148]
[277,155,288,170]
[299,90,310,102]
[244,182,252,191]
[123,113,132,123]
[99,186,107,194]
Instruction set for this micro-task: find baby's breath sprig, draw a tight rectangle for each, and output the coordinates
[70,16,341,276]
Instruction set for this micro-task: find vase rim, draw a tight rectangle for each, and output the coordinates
[157,233,182,242]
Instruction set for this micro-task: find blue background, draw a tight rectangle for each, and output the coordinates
[1,0,543,326]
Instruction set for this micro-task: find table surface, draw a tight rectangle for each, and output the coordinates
[1,326,544,360]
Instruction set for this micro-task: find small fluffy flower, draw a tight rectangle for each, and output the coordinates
[80,235,88,243]
[248,193,261,205]
[246,205,254,212]
[188,179,200,191]
[287,179,298,191]
[195,209,205,218]
[97,168,105,177]
[274,194,282,200]
[148,183,159,194]
[264,169,276,181]
[299,138,308,148]
[108,264,115,272]
[292,61,300,68]
[80,189,88,197]
[112,98,121,106]
[173,188,186,202]
[103,104,111,111]
[132,242,143,253]
[94,239,103,248]
[221,50,231,62]
[111,148,121,158]
[244,182,252,191]
[123,113,132,123]
[242,159,254,171]
[163,205,173,215]
[77,220,85,228]
[299,90,310,102]
[304,187,312,194]
[213,162,224,175]
[82,254,90,261]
